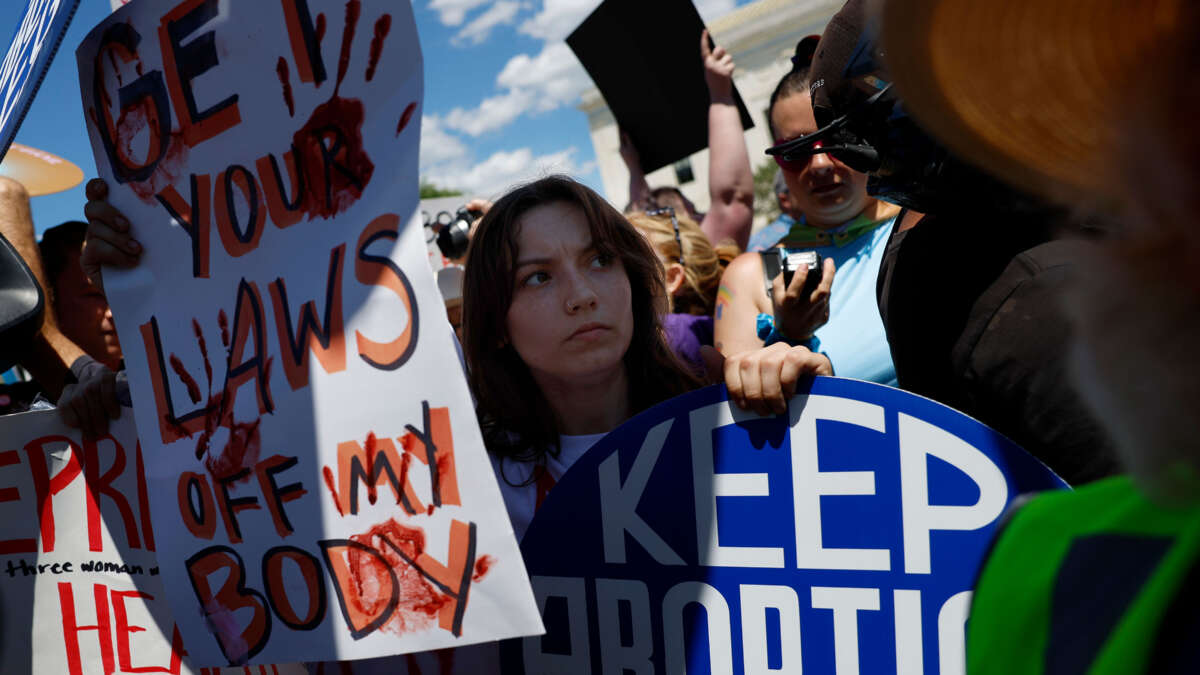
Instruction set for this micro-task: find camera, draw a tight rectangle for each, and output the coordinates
[761,248,823,296]
[433,206,482,260]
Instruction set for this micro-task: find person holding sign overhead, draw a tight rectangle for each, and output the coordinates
[621,29,755,251]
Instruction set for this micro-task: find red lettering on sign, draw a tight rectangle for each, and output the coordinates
[135,443,157,552]
[58,583,116,675]
[355,214,418,370]
[214,165,267,259]
[154,175,212,279]
[269,244,347,391]
[186,547,270,665]
[319,538,397,638]
[320,518,479,638]
[256,148,306,230]
[262,546,326,629]
[329,433,423,517]
[222,280,275,426]
[178,471,218,540]
[83,434,143,552]
[111,588,185,673]
[255,455,308,538]
[24,436,83,553]
[280,0,327,85]
[0,450,35,554]
[400,403,461,509]
[158,0,242,147]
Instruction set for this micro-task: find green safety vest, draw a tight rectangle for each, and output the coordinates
[967,475,1200,674]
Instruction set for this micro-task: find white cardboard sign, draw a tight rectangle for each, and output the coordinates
[75,0,541,667]
[0,409,307,674]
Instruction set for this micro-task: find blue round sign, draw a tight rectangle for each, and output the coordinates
[0,0,81,161]
[502,378,1065,673]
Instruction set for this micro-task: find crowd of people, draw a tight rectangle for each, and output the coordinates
[2,0,1197,671]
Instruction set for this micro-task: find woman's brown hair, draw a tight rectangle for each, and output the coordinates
[461,175,701,473]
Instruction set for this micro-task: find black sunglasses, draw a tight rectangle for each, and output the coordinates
[764,83,894,174]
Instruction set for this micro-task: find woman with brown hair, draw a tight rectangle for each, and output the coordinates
[626,208,739,375]
[460,175,827,538]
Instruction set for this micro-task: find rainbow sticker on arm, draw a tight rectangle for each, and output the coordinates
[715,284,733,320]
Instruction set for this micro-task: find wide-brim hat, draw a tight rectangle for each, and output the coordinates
[0,143,84,197]
[878,0,1186,204]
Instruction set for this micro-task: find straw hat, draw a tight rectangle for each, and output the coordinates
[878,0,1186,204]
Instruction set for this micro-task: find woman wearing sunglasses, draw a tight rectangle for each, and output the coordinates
[713,37,900,385]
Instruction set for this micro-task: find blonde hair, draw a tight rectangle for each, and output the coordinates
[627,211,740,315]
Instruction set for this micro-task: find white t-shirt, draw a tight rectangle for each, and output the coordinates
[489,432,606,542]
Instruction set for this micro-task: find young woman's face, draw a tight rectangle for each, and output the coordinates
[771,92,869,227]
[505,201,634,387]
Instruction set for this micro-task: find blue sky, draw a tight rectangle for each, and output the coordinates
[2,0,748,235]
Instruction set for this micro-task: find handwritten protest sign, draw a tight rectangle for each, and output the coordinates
[505,378,1066,673]
[0,409,307,674]
[76,0,541,667]
[0,0,81,160]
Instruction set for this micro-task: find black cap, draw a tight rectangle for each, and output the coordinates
[792,34,820,71]
[809,0,885,128]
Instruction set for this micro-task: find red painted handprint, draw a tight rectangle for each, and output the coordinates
[274,0,418,219]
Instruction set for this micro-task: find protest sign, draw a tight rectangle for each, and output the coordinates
[0,0,81,161]
[76,0,541,667]
[505,378,1067,674]
[0,408,306,674]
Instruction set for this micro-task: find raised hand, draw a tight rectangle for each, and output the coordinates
[701,29,735,101]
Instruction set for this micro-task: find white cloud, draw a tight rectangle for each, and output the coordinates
[517,0,598,42]
[430,0,751,186]
[443,89,532,137]
[425,146,594,197]
[496,43,588,108]
[452,1,522,45]
[420,115,469,170]
[498,44,590,113]
[441,43,590,136]
[428,0,491,26]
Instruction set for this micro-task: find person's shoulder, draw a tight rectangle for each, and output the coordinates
[1010,238,1095,276]
[722,250,766,283]
[951,239,1101,412]
[964,239,1093,326]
